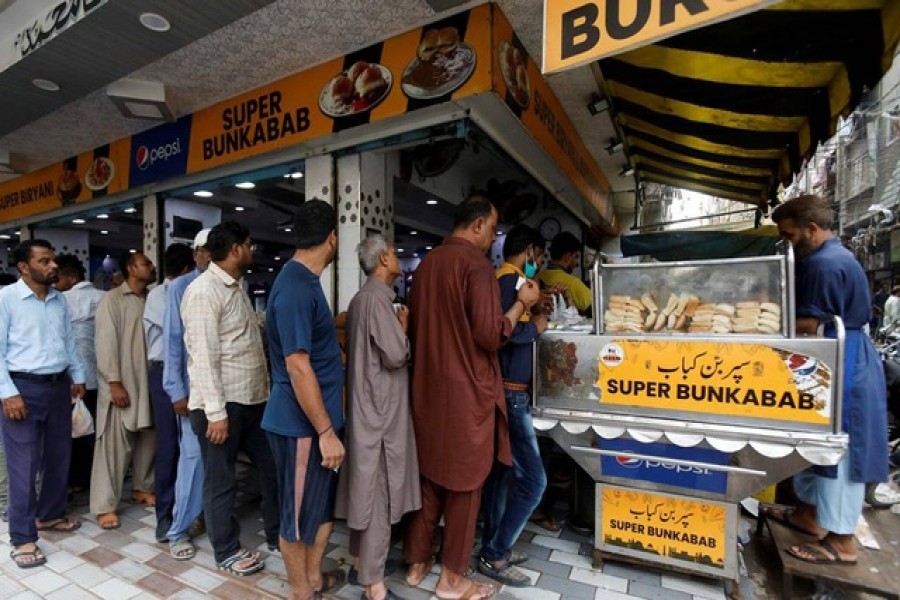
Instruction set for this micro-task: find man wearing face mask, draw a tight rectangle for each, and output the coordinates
[766,195,887,566]
[537,231,591,314]
[478,225,548,587]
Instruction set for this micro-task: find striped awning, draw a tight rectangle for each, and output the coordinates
[597,0,900,206]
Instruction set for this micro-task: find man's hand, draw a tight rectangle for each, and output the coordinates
[533,314,549,334]
[207,418,229,445]
[172,398,189,417]
[109,382,130,408]
[517,280,541,309]
[2,395,27,421]
[548,283,573,307]
[319,428,345,470]
[71,383,86,399]
[396,304,409,335]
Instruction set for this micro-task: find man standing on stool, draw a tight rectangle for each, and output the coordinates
[0,240,86,568]
[768,194,888,565]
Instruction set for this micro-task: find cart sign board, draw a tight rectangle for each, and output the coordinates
[601,485,726,569]
[597,339,831,425]
[542,0,780,74]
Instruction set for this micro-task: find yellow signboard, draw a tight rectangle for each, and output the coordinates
[597,339,831,425]
[601,486,726,569]
[543,0,779,74]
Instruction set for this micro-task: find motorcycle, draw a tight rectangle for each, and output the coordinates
[864,343,900,507]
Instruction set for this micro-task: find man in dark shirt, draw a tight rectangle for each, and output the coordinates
[769,195,888,566]
[478,225,548,587]
[263,200,346,600]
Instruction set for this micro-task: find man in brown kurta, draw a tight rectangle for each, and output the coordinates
[404,196,540,600]
[91,252,158,528]
[335,236,420,600]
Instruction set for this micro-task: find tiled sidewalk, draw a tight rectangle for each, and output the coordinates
[0,497,732,600]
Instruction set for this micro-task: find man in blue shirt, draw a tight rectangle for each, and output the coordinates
[161,229,211,560]
[769,195,888,566]
[263,200,346,599]
[0,240,86,568]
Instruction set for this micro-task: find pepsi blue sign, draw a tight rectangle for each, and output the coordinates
[599,438,729,494]
[128,116,191,188]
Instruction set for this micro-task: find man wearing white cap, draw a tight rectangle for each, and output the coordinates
[161,228,212,559]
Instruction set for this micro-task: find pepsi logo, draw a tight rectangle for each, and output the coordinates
[135,138,183,171]
[616,455,641,468]
[135,146,150,171]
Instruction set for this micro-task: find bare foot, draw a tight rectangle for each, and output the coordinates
[787,534,858,564]
[434,569,496,600]
[405,556,434,587]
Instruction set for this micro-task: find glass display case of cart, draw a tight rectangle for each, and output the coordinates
[592,246,794,338]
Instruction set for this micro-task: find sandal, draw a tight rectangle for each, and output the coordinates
[97,512,120,530]
[217,549,264,576]
[36,517,81,532]
[786,540,857,565]
[761,505,823,538]
[507,550,528,566]
[316,568,347,594]
[477,557,532,587]
[405,555,435,587]
[170,536,196,561]
[10,545,47,569]
[435,580,496,600]
[132,491,156,506]
[529,511,562,533]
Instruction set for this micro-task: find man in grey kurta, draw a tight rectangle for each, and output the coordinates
[336,236,420,600]
[91,252,158,528]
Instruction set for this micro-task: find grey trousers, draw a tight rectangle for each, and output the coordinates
[349,451,391,586]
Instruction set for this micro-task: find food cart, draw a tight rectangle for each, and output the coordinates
[532,244,848,587]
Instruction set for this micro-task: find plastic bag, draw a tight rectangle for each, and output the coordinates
[72,397,94,438]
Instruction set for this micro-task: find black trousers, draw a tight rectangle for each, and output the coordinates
[69,389,98,490]
[190,403,279,563]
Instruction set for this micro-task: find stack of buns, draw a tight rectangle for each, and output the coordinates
[605,294,782,335]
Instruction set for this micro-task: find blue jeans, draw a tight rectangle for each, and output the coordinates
[480,390,547,562]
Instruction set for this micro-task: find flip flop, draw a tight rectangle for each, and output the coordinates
[170,536,196,561]
[317,568,347,594]
[528,512,562,533]
[435,580,496,600]
[132,491,156,506]
[10,546,47,569]
[786,540,857,565]
[405,556,435,587]
[477,557,531,587]
[97,512,120,530]
[761,506,822,538]
[36,517,81,532]
[217,549,264,576]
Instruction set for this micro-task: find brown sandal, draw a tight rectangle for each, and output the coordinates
[97,512,120,529]
[132,491,156,506]
[405,556,435,587]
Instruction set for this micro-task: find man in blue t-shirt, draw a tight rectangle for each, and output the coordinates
[263,199,346,599]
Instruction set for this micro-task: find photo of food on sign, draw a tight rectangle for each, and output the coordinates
[319,61,392,118]
[58,166,81,203]
[499,40,530,108]
[84,157,114,191]
[401,26,476,99]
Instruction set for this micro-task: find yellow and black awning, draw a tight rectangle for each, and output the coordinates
[597,0,900,206]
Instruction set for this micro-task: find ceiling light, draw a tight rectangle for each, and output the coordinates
[32,78,60,92]
[410,230,418,235]
[129,249,137,253]
[235,182,255,189]
[107,78,176,122]
[14,230,21,235]
[246,269,252,274]
[497,230,504,236]
[274,256,281,261]
[124,207,137,213]
[285,227,292,233]
[398,248,404,253]
[268,267,274,272]
[426,199,438,205]
[97,213,109,219]
[426,245,433,250]
[72,218,85,224]
[0,235,9,240]
[235,206,245,212]
[587,97,610,116]
[606,140,624,154]
[283,173,291,178]
[290,172,303,179]
[139,12,171,32]
[100,230,109,235]
[193,190,213,198]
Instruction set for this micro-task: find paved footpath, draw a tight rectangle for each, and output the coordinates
[0,495,735,600]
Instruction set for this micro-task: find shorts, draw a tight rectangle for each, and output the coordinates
[267,431,339,544]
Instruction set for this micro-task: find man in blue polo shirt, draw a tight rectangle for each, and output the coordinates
[263,199,345,600]
[0,240,86,569]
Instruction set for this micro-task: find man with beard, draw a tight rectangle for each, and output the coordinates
[766,194,888,566]
[335,235,420,600]
[404,195,540,600]
[91,251,158,530]
[182,221,279,576]
[537,231,591,314]
[0,240,86,568]
[263,200,346,600]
